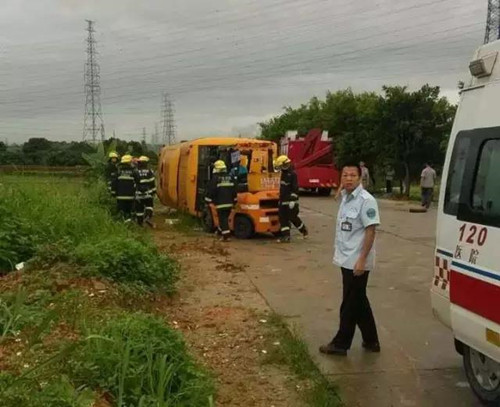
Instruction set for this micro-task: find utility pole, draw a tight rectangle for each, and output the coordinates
[83,20,105,143]
[161,93,176,145]
[484,0,500,44]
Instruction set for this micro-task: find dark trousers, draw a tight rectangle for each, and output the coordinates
[333,268,379,350]
[135,198,145,225]
[421,187,433,208]
[143,196,154,220]
[385,180,393,194]
[117,200,134,220]
[217,208,231,236]
[278,204,307,237]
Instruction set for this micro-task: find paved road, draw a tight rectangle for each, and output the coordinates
[230,196,480,407]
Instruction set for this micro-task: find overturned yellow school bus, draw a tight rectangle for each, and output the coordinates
[157,137,280,238]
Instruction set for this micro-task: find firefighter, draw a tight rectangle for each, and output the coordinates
[275,155,308,243]
[113,154,137,222]
[135,156,156,227]
[205,160,237,241]
[105,152,120,195]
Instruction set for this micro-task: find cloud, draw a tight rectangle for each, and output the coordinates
[0,0,487,143]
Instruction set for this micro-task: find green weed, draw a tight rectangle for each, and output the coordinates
[68,313,214,407]
[264,313,343,407]
[73,236,179,292]
[0,372,96,407]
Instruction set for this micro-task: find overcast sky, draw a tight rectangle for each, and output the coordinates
[0,0,487,144]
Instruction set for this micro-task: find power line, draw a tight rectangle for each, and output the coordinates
[0,21,481,115]
[83,20,105,143]
[0,15,483,108]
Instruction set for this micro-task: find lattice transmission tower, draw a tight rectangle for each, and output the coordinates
[484,0,500,44]
[83,20,105,143]
[161,93,176,145]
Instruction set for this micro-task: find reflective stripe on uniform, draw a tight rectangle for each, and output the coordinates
[217,182,235,187]
[116,196,135,200]
[136,212,145,216]
[205,197,212,202]
[216,203,233,209]
[280,181,290,185]
[280,201,290,205]
[118,175,135,180]
[140,177,155,183]
[221,230,231,235]
[291,193,298,198]
[280,226,290,231]
[145,207,154,211]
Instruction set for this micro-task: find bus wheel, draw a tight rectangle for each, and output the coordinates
[202,208,215,233]
[233,215,254,239]
[318,188,332,196]
[463,345,500,405]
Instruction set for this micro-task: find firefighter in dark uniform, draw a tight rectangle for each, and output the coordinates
[135,156,156,226]
[275,155,308,243]
[205,160,237,241]
[113,154,137,222]
[105,152,119,195]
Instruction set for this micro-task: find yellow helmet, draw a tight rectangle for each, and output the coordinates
[275,155,291,168]
[213,160,227,173]
[121,154,133,164]
[108,151,119,159]
[138,155,150,162]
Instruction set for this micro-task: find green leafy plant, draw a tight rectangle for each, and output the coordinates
[73,237,179,292]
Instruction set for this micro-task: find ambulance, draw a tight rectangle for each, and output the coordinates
[432,40,500,405]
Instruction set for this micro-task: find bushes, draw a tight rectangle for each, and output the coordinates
[69,313,213,407]
[74,237,178,292]
[0,176,178,292]
[0,175,212,406]
[0,312,213,407]
[0,203,35,271]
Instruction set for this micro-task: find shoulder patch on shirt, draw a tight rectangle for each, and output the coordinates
[366,208,377,219]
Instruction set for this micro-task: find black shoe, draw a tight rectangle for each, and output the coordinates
[319,343,347,356]
[362,342,381,353]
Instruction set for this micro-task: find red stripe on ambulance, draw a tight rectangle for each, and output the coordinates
[450,270,500,325]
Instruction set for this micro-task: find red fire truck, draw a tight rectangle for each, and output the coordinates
[280,128,340,196]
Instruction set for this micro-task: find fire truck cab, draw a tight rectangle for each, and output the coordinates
[432,40,500,404]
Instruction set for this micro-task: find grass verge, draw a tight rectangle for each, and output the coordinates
[264,313,343,406]
[0,175,213,406]
[0,175,178,292]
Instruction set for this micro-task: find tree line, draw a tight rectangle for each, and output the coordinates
[0,138,159,167]
[259,85,457,195]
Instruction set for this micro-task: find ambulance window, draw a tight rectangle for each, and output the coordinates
[471,139,500,224]
[444,135,471,215]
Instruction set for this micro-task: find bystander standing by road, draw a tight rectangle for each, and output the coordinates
[421,163,437,209]
[320,162,381,356]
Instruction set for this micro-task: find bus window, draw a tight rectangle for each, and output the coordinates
[471,139,500,224]
[444,134,471,216]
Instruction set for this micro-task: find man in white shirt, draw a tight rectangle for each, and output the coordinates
[320,162,380,356]
[420,163,437,209]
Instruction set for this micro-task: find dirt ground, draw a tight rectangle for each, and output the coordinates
[152,210,307,407]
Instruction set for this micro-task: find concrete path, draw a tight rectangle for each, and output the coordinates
[230,197,480,406]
